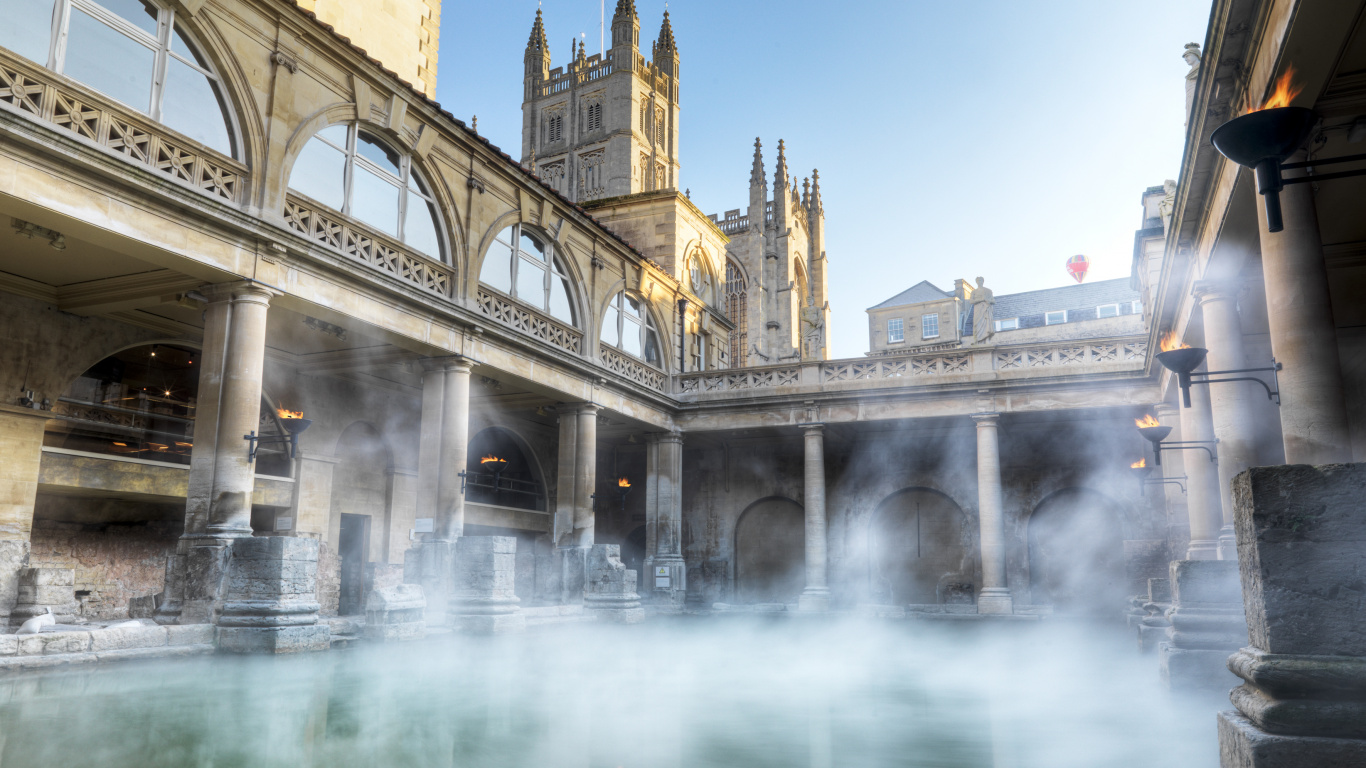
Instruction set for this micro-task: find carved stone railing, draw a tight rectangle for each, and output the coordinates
[284,195,453,298]
[475,287,583,355]
[678,366,801,394]
[822,354,970,383]
[994,341,1147,370]
[599,344,667,392]
[0,50,245,204]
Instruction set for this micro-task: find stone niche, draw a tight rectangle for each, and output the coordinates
[216,537,331,654]
[1218,463,1366,768]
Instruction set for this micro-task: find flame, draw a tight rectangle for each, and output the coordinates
[278,408,304,419]
[1131,458,1147,469]
[1159,331,1190,353]
[480,455,506,465]
[1255,66,1303,112]
[1135,414,1161,428]
[618,477,631,488]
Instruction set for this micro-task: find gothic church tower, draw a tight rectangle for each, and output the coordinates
[520,2,681,202]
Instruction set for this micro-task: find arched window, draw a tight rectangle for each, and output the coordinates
[601,291,662,367]
[794,259,809,307]
[726,260,748,366]
[479,224,575,325]
[686,248,714,305]
[6,0,236,157]
[288,123,445,260]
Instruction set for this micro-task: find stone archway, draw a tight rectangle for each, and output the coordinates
[1027,488,1127,613]
[734,498,805,604]
[869,488,973,606]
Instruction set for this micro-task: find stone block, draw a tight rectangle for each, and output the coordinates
[166,624,215,646]
[127,593,160,619]
[181,544,231,625]
[18,631,91,656]
[0,634,16,656]
[584,544,644,624]
[363,583,426,642]
[450,536,522,635]
[0,540,29,620]
[557,546,586,604]
[409,540,454,627]
[1231,464,1366,657]
[1161,559,1247,694]
[89,625,168,652]
[1149,578,1172,604]
[217,625,332,654]
[1171,559,1242,606]
[18,568,73,587]
[1158,643,1240,693]
[1218,710,1366,768]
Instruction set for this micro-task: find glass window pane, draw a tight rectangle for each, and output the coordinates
[356,133,400,176]
[624,295,642,320]
[520,231,546,262]
[622,317,642,357]
[644,328,661,366]
[93,0,158,36]
[480,238,513,293]
[351,164,401,236]
[601,302,620,345]
[160,57,233,156]
[0,0,56,65]
[495,225,516,246]
[289,137,346,211]
[403,191,442,258]
[516,257,546,307]
[549,275,573,325]
[65,8,155,112]
[316,124,349,149]
[168,24,205,65]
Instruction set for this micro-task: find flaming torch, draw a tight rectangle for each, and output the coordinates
[1211,67,1316,233]
[615,477,632,512]
[1130,457,1152,496]
[1154,331,1208,408]
[1135,413,1172,466]
[244,408,312,461]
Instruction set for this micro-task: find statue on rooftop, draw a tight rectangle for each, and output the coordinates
[970,277,995,344]
[1183,43,1202,125]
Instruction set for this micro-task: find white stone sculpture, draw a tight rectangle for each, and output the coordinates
[15,607,54,635]
[1183,43,1202,125]
[970,277,995,344]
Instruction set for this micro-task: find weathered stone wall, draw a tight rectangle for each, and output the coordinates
[27,501,180,620]
[316,542,341,617]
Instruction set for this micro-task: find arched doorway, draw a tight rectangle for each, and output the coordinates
[1027,488,1126,613]
[621,525,646,579]
[734,498,805,604]
[869,488,972,605]
[465,428,545,512]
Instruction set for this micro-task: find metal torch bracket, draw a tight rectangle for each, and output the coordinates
[1156,440,1219,464]
[1142,476,1188,495]
[1188,360,1282,405]
[1281,152,1366,185]
[243,431,300,462]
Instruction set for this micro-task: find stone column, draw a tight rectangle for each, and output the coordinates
[797,423,830,612]
[158,282,276,625]
[573,404,599,547]
[1154,403,1191,554]
[1255,162,1352,465]
[644,432,687,612]
[1195,281,1261,559]
[1180,366,1223,560]
[973,413,1012,614]
[551,404,598,604]
[434,358,472,542]
[0,405,48,624]
[1219,463,1366,766]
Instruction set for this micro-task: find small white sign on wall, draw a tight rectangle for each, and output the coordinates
[414,518,434,533]
[275,516,294,532]
[655,566,671,589]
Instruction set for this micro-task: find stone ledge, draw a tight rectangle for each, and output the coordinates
[0,644,213,672]
[1218,710,1366,768]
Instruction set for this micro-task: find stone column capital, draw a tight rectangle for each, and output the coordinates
[558,402,601,417]
[971,412,1000,427]
[1192,279,1242,304]
[645,431,684,445]
[798,422,825,434]
[420,355,470,373]
[202,280,280,305]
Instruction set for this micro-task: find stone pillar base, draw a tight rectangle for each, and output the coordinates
[1186,540,1221,560]
[408,540,455,628]
[0,540,30,623]
[797,587,830,613]
[450,537,524,635]
[585,545,644,623]
[218,625,332,654]
[976,588,1013,615]
[181,542,233,625]
[1159,643,1240,693]
[1218,711,1366,768]
[557,546,587,605]
[1217,526,1238,561]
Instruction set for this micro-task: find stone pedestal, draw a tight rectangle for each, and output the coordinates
[1138,578,1173,654]
[449,536,524,634]
[10,567,78,627]
[216,537,330,654]
[180,542,232,625]
[556,545,587,605]
[406,540,455,627]
[1216,463,1366,766]
[585,544,644,623]
[363,583,426,642]
[0,540,29,624]
[1158,559,1246,693]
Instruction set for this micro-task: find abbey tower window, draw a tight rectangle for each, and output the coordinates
[726,260,748,365]
[5,0,237,157]
[546,112,564,144]
[578,149,606,200]
[479,225,576,326]
[601,292,663,368]
[654,106,665,147]
[586,101,603,132]
[288,123,445,260]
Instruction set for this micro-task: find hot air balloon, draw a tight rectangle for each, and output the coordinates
[1066,254,1090,284]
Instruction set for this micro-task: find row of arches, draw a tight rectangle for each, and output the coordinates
[733,488,1127,612]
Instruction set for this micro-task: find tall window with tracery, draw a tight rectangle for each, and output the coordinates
[726,260,748,367]
[5,0,237,157]
[586,102,602,132]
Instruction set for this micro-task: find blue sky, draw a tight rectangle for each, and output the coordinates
[438,1,1213,358]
